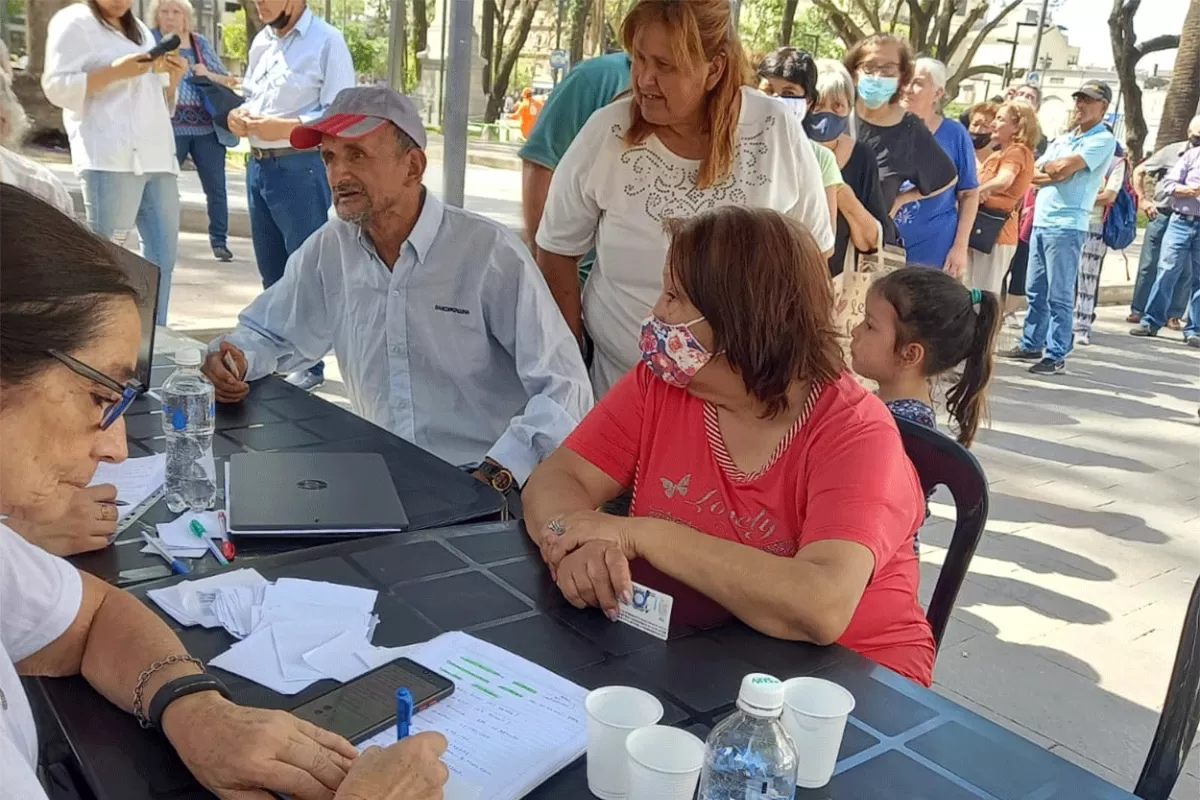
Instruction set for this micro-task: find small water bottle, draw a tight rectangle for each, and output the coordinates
[162,347,217,513]
[698,673,798,800]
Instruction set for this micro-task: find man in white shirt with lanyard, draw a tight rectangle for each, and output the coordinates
[227,0,354,391]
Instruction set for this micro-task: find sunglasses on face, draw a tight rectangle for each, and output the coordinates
[48,349,144,431]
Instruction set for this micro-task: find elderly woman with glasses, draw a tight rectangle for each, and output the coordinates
[536,0,834,396]
[0,186,451,800]
[843,36,957,257]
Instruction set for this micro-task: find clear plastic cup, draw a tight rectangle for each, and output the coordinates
[585,686,664,799]
[624,725,705,800]
[781,676,856,788]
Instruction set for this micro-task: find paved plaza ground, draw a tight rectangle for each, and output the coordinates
[34,147,1200,797]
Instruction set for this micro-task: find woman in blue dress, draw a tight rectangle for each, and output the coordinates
[894,57,980,275]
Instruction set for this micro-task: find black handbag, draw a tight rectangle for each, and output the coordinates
[188,34,243,129]
[968,207,1012,254]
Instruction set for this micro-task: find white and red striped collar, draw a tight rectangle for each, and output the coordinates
[704,383,826,483]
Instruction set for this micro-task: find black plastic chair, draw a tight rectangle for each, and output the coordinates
[1134,575,1200,800]
[894,417,989,654]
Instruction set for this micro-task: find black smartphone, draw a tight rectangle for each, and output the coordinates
[291,657,455,744]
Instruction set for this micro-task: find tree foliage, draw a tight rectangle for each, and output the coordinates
[1109,0,1179,161]
[805,0,1029,101]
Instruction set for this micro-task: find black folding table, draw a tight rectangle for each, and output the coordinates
[35,520,1138,800]
[70,360,505,586]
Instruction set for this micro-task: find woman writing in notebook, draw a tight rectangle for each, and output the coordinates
[524,206,935,686]
[0,186,448,800]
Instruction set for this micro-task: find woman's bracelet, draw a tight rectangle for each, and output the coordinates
[132,654,205,728]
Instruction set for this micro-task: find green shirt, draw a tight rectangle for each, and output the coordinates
[520,53,632,286]
[811,141,844,188]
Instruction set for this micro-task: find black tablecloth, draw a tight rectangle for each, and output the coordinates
[35,521,1136,800]
[70,362,504,585]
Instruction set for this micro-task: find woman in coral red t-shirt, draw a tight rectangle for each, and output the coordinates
[524,205,936,686]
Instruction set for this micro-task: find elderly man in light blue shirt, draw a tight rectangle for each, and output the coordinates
[1001,80,1116,376]
[226,0,355,392]
[204,87,594,494]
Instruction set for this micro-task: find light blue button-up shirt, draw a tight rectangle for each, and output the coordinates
[241,8,356,148]
[213,192,594,484]
[1033,123,1116,232]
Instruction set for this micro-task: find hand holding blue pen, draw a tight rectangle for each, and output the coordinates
[396,687,413,740]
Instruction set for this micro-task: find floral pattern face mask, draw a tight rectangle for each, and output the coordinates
[639,315,712,388]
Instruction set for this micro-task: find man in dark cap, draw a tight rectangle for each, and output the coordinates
[1001,79,1116,375]
[202,87,593,499]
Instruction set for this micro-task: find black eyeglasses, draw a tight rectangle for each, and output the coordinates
[48,349,144,431]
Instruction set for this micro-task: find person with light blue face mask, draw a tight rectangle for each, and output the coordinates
[842,35,957,249]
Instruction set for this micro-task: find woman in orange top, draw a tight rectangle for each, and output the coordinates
[965,101,1037,295]
[511,88,544,140]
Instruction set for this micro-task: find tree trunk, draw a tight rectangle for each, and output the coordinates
[413,0,429,51]
[1155,0,1200,151]
[482,0,496,93]
[779,0,800,46]
[26,0,73,75]
[242,0,263,45]
[19,0,74,138]
[568,0,593,64]
[485,0,543,121]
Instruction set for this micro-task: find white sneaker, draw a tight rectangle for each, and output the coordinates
[1003,312,1023,330]
[285,369,325,392]
[1075,331,1091,347]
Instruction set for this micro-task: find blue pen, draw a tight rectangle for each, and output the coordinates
[140,532,191,575]
[396,688,413,740]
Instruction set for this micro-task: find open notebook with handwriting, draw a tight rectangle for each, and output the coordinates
[357,631,588,800]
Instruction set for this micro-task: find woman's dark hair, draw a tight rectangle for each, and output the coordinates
[757,47,819,103]
[870,267,1000,446]
[843,34,914,105]
[87,0,144,45]
[1,185,140,391]
[664,206,843,418]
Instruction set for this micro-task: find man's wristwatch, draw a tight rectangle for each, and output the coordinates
[478,461,516,494]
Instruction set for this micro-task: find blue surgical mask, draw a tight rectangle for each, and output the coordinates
[803,111,849,142]
[858,75,899,109]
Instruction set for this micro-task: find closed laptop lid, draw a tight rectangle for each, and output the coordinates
[228,452,409,534]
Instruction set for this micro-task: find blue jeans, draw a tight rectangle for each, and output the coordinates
[176,132,228,249]
[1142,215,1200,330]
[1131,210,1193,318]
[1185,283,1200,338]
[246,151,330,288]
[1020,226,1087,361]
[80,170,180,326]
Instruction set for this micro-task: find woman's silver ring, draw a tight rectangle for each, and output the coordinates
[548,518,566,536]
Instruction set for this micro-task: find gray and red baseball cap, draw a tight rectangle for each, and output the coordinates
[291,86,428,150]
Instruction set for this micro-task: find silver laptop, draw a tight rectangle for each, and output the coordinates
[227,452,409,536]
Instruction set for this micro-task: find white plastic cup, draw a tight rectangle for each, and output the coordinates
[585,686,665,799]
[781,676,856,788]
[624,725,706,800]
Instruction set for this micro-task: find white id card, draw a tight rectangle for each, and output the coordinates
[616,582,674,640]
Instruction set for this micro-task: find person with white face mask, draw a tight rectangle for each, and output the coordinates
[756,48,843,236]
[523,205,935,688]
[842,35,957,242]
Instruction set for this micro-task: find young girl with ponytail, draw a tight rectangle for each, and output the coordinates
[850,267,1001,446]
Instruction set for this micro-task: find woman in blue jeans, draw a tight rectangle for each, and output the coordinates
[152,0,237,262]
[43,0,185,325]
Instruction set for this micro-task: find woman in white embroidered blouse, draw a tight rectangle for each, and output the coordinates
[536,0,834,397]
[42,0,187,325]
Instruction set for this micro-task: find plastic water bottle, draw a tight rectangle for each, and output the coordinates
[162,347,217,513]
[698,673,798,800]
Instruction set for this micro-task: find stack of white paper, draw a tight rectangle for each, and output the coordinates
[149,573,409,694]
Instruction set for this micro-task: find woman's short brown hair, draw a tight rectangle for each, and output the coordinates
[665,206,843,417]
[621,0,753,189]
[966,102,998,127]
[843,34,913,105]
[996,101,1041,147]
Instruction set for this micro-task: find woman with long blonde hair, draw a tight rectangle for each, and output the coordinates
[536,0,834,396]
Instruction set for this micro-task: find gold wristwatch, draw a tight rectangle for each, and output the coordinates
[478,461,516,494]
